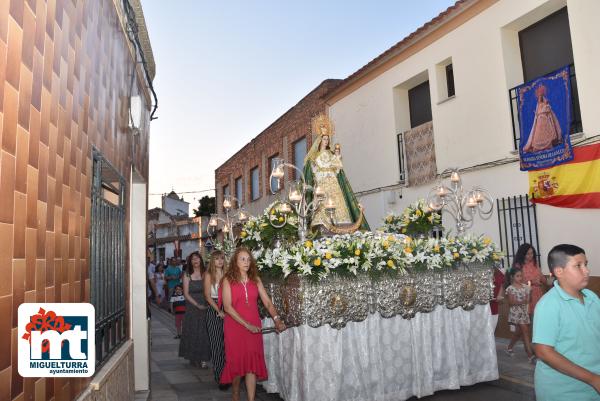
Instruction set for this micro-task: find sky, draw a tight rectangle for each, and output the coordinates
[141,0,457,210]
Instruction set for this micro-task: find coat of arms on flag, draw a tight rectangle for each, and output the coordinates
[529,143,600,208]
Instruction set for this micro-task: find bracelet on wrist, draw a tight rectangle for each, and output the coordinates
[273,315,280,321]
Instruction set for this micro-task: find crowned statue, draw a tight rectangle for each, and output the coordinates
[303,113,370,233]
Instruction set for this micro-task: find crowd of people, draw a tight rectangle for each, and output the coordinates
[147,247,285,401]
[490,243,599,401]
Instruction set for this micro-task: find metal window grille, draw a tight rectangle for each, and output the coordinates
[496,194,541,269]
[90,149,127,367]
[508,63,582,150]
[396,131,406,184]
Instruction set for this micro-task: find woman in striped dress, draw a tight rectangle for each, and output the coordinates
[203,250,227,388]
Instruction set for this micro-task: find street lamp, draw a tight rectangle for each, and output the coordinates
[426,168,494,235]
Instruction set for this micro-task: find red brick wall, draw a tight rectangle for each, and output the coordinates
[215,79,341,214]
[0,0,151,399]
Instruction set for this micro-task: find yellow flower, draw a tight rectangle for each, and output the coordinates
[416,209,422,217]
[240,231,247,238]
[401,228,407,233]
[382,240,389,249]
[313,258,321,267]
[305,240,313,248]
[427,215,434,223]
[403,236,412,244]
[325,252,332,259]
[453,252,460,259]
[270,209,276,215]
[387,235,395,242]
[278,216,284,223]
[260,223,268,228]
[483,237,492,246]
[387,259,395,268]
[354,249,361,256]
[326,240,331,245]
[405,247,413,254]
[492,253,501,261]
[433,245,440,253]
[471,248,478,254]
[386,216,393,223]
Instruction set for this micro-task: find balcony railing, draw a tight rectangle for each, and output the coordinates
[508,64,582,150]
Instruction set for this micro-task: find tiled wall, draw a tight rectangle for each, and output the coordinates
[0,0,151,400]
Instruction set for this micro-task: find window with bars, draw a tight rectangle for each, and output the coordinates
[496,194,541,268]
[90,149,127,367]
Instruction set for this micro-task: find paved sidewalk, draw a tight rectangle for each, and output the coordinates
[148,305,535,400]
[148,305,282,401]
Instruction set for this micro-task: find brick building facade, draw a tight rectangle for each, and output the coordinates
[215,79,341,217]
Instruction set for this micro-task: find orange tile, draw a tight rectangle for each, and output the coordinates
[39,88,50,144]
[2,83,18,154]
[13,192,26,258]
[0,223,13,296]
[12,259,25,328]
[17,65,32,131]
[28,107,40,168]
[11,324,22,400]
[6,18,22,90]
[31,49,42,111]
[25,228,37,291]
[21,2,35,70]
[0,152,15,224]
[0,295,12,371]
[15,126,29,194]
[27,166,38,229]
[46,177,55,231]
[24,290,36,303]
[35,260,45,302]
[47,123,57,178]
[0,366,10,401]
[45,287,54,303]
[36,217,46,261]
[0,40,6,111]
[44,232,54,286]
[37,143,47,202]
[35,378,46,401]
[0,0,7,43]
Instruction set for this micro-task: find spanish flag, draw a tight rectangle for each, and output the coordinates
[529,142,600,208]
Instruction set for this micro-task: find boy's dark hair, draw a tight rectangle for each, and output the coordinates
[547,244,586,274]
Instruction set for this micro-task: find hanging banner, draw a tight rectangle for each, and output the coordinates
[517,65,573,171]
[529,143,600,209]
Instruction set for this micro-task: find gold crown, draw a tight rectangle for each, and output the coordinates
[311,113,334,137]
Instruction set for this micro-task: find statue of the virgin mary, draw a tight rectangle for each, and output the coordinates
[303,114,370,232]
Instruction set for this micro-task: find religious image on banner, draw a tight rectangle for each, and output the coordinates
[517,65,573,171]
[529,143,600,209]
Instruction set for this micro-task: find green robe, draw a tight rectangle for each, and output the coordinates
[304,159,370,232]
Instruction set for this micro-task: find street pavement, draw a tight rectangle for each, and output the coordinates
[142,305,535,401]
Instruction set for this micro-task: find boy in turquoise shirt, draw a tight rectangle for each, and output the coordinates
[533,244,600,400]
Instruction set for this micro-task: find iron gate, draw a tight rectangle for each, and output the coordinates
[90,149,127,367]
[497,194,541,268]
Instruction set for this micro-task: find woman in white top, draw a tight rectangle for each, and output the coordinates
[203,250,228,388]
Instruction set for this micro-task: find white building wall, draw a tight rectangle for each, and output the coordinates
[163,196,190,216]
[329,0,600,274]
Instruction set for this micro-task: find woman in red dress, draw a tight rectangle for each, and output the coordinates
[220,247,286,401]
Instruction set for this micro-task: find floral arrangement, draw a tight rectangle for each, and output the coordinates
[239,201,299,250]
[381,199,441,236]
[251,231,502,279]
